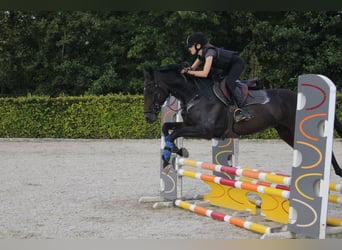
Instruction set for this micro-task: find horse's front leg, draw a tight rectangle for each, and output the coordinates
[161,122,189,168]
[162,122,215,168]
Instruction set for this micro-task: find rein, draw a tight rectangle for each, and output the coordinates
[165,74,188,112]
[144,69,193,115]
[165,98,182,112]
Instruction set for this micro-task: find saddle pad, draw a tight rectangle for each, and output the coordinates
[246,90,270,105]
[213,82,230,106]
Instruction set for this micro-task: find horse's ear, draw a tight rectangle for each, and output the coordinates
[143,68,152,79]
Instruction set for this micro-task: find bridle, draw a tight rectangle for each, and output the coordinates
[143,80,165,116]
[143,69,188,115]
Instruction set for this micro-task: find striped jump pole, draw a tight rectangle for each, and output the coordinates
[330,182,342,193]
[174,200,272,236]
[177,168,290,224]
[178,158,291,186]
[235,176,290,191]
[179,158,342,195]
[236,176,342,205]
[236,176,342,226]
[178,169,290,199]
[238,168,342,195]
[327,217,342,227]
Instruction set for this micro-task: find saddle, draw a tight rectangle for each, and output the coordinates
[213,78,268,107]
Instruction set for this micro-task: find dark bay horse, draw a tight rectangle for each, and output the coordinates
[143,64,342,178]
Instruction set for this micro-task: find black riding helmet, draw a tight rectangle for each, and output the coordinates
[186,32,208,51]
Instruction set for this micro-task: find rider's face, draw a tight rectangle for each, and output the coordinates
[188,44,197,55]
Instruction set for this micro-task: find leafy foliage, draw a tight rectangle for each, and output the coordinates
[0,11,341,97]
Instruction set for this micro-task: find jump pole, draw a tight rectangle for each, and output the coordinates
[178,158,291,186]
[174,199,273,236]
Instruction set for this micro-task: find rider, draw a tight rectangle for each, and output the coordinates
[182,32,252,122]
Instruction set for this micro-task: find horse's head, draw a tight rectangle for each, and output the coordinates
[143,68,169,123]
[143,64,188,123]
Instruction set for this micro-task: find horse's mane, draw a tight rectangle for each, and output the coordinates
[157,63,184,72]
[158,62,192,73]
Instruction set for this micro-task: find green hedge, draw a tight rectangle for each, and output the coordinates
[0,94,341,139]
[0,94,160,139]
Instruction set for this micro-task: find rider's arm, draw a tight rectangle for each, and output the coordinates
[187,55,213,78]
[190,58,202,70]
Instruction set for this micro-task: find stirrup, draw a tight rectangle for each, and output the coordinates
[234,109,251,122]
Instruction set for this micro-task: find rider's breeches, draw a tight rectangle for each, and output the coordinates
[224,55,246,93]
[223,56,246,107]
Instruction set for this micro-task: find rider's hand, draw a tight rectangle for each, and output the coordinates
[181,67,190,74]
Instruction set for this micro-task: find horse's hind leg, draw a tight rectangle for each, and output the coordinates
[275,125,294,148]
[332,153,342,178]
[277,125,342,178]
[332,115,342,177]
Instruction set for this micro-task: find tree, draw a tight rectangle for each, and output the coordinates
[0,11,340,97]
[242,11,342,89]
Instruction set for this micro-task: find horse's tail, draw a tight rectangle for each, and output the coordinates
[335,114,342,138]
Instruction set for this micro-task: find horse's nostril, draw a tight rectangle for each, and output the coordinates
[147,114,158,123]
[144,115,154,123]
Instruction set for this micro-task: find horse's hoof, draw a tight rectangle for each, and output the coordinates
[176,147,189,157]
[162,164,174,175]
[180,148,189,158]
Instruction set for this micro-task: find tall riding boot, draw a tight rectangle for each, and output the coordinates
[232,87,252,122]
